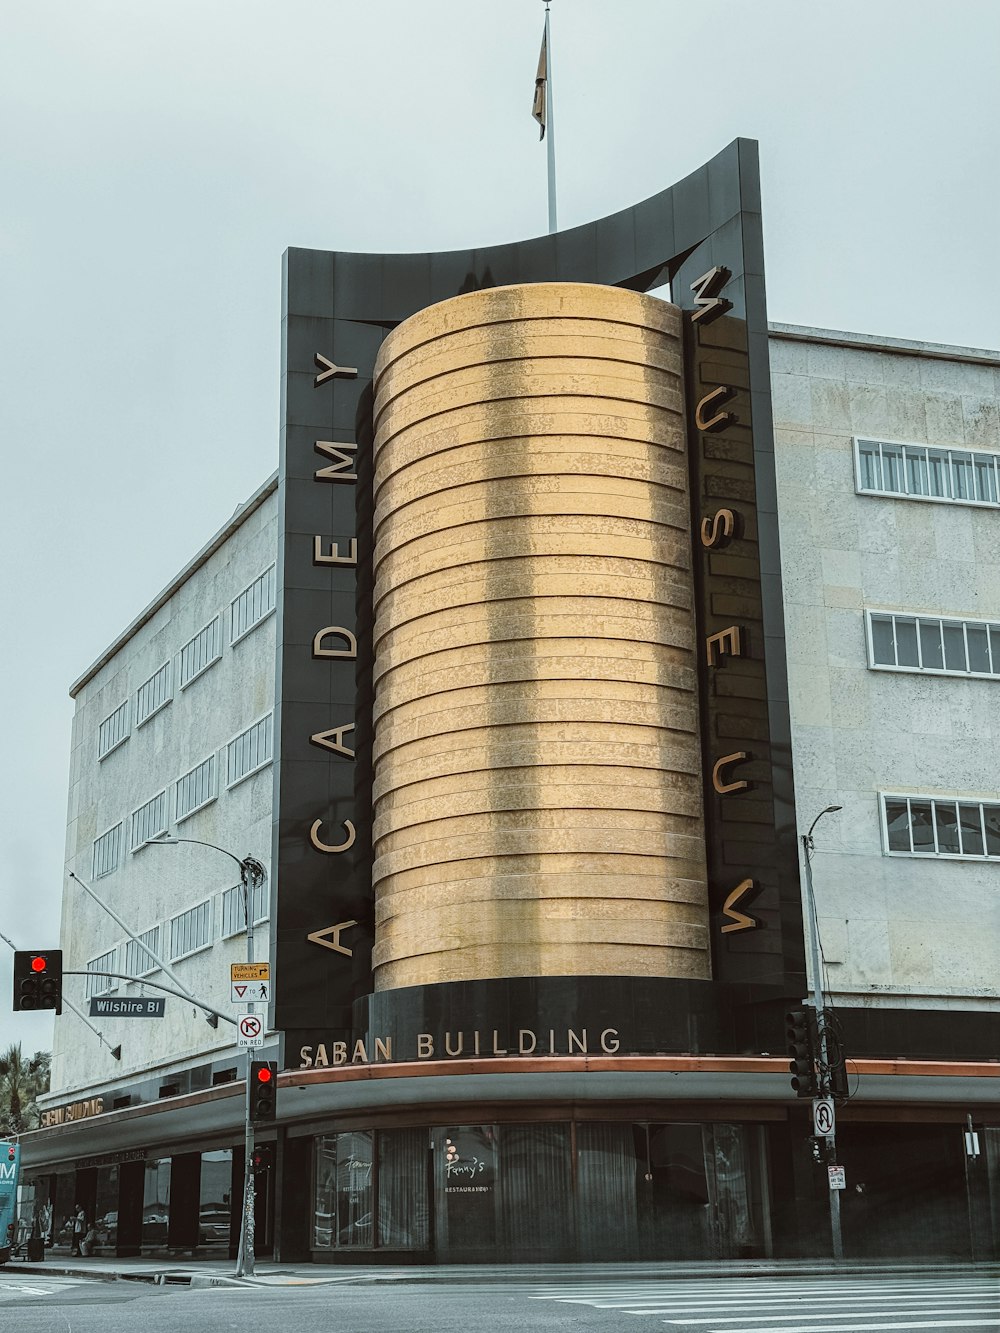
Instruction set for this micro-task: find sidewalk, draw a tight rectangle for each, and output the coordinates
[2,1254,998,1289]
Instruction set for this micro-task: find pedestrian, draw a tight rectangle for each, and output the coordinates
[70,1204,86,1256]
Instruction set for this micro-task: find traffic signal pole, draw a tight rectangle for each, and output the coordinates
[235,861,257,1280]
[801,817,844,1261]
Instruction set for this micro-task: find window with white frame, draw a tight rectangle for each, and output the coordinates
[169,900,213,960]
[881,794,1000,860]
[86,949,117,998]
[123,926,160,978]
[227,713,273,787]
[220,877,269,938]
[130,790,167,851]
[230,565,276,644]
[98,699,130,759]
[179,615,222,689]
[855,438,1000,507]
[867,611,1000,678]
[93,822,123,879]
[175,754,217,822]
[135,661,172,726]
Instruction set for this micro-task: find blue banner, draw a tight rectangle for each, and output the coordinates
[0,1141,20,1250]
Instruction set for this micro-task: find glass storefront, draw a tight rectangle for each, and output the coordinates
[310,1120,768,1261]
[199,1149,233,1253]
[141,1157,171,1252]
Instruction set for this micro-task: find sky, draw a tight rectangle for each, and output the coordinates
[2,0,999,1059]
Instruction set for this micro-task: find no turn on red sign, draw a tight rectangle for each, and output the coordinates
[238,1014,264,1048]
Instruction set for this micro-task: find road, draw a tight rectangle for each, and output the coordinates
[0,1269,997,1333]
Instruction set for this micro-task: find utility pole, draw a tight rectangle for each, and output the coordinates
[801,805,844,1261]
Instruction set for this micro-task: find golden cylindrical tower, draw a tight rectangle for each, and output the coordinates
[370,282,708,989]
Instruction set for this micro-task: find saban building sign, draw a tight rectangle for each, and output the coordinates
[274,138,805,1063]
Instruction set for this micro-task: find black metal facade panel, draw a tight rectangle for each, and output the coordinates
[273,137,805,1044]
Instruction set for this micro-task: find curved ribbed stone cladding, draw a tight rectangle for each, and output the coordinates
[370,282,708,989]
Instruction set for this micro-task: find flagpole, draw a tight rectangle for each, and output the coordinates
[544,0,557,233]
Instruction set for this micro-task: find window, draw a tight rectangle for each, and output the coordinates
[98,699,130,759]
[179,615,222,689]
[136,661,172,726]
[855,438,1000,507]
[175,754,217,822]
[867,611,1000,679]
[227,714,273,787]
[230,565,276,644]
[169,900,213,960]
[881,794,1000,860]
[123,926,160,978]
[221,877,269,938]
[93,823,123,879]
[130,790,167,851]
[86,950,117,998]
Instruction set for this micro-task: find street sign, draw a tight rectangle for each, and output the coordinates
[238,1014,264,1048]
[231,963,270,981]
[89,996,166,1018]
[813,1096,836,1137]
[231,980,269,1004]
[828,1164,846,1191]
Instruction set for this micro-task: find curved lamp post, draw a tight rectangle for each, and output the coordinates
[801,804,843,1260]
[150,836,267,1278]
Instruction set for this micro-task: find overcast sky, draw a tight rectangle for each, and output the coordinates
[2,0,999,1059]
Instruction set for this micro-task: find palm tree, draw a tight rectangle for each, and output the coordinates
[0,1044,50,1134]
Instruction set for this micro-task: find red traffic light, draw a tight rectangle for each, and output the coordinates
[256,1067,273,1084]
[30,956,47,973]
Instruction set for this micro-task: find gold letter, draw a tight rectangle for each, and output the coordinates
[568,1029,588,1054]
[313,441,357,482]
[331,1042,347,1066]
[309,819,356,853]
[314,1044,329,1067]
[310,723,355,758]
[518,1029,537,1055]
[298,1047,313,1069]
[375,1037,392,1062]
[352,1040,368,1064]
[417,1033,435,1059]
[700,508,736,548]
[721,878,759,934]
[689,265,732,325]
[600,1028,620,1054]
[706,626,744,666]
[445,1032,464,1057]
[313,536,358,566]
[312,627,357,660]
[712,752,751,795]
[695,385,736,433]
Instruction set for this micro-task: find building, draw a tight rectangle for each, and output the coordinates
[20,140,1000,1264]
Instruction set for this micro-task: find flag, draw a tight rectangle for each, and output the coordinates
[532,29,547,139]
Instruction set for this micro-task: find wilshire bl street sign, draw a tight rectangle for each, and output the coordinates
[89,996,165,1018]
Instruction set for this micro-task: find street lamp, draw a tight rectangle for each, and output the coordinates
[150,836,268,1279]
[801,804,843,1260]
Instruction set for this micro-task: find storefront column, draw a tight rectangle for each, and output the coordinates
[167,1153,200,1252]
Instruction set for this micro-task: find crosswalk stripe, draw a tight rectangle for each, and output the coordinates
[668,1322,1000,1333]
[660,1311,1000,1325]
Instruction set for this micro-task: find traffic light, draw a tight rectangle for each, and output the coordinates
[809,1135,834,1165]
[249,1060,277,1123]
[13,951,63,1015]
[251,1144,274,1173]
[785,1008,818,1098]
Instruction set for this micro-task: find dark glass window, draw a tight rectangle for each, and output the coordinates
[942,623,966,672]
[966,624,990,673]
[959,805,985,857]
[895,619,919,668]
[909,801,935,850]
[884,800,911,852]
[870,615,895,665]
[917,619,943,669]
[933,802,960,854]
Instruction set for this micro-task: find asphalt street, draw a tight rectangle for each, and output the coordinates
[0,1270,998,1333]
